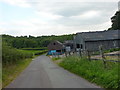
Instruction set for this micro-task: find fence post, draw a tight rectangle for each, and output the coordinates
[65,52,67,57]
[68,51,71,56]
[79,49,82,57]
[99,45,107,68]
[87,50,91,61]
[57,52,59,58]
[52,52,53,57]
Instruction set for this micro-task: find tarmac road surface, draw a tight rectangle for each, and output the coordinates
[6,55,101,88]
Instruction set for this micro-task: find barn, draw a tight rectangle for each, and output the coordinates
[73,30,120,52]
[63,40,74,52]
[47,40,64,55]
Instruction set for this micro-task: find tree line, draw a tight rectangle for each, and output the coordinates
[2,34,73,65]
[108,10,120,30]
[2,34,74,49]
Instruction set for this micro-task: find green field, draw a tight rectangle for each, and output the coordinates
[59,56,119,88]
[19,49,47,56]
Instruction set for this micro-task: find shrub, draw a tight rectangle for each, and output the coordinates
[2,42,33,66]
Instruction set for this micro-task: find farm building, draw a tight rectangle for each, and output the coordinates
[73,30,120,51]
[63,40,74,52]
[47,40,64,55]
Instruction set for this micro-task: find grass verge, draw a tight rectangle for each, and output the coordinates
[2,57,35,88]
[52,57,61,61]
[59,56,119,88]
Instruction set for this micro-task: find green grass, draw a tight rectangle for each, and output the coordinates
[52,57,61,61]
[92,48,120,55]
[21,47,47,50]
[104,48,120,53]
[2,43,47,88]
[105,56,119,61]
[2,57,34,88]
[19,49,48,56]
[2,48,47,88]
[2,42,47,65]
[2,42,33,65]
[59,56,119,88]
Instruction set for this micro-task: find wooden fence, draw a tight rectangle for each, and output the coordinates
[64,46,119,62]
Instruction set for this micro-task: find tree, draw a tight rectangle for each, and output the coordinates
[109,11,120,30]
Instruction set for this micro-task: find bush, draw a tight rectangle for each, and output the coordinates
[2,42,33,66]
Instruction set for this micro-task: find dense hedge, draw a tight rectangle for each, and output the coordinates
[2,42,33,66]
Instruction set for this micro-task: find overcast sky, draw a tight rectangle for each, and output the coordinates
[0,0,119,36]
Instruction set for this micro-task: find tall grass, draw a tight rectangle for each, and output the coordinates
[2,58,33,87]
[59,56,119,88]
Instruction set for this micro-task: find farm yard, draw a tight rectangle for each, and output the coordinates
[2,30,120,88]
[50,39,120,88]
[50,47,119,88]
[1,1,120,89]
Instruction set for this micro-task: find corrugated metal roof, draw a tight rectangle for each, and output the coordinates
[76,30,120,41]
[55,40,64,45]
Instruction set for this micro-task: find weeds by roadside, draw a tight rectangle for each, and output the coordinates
[59,56,119,88]
[52,57,61,61]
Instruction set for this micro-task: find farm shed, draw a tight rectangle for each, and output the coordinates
[47,40,64,55]
[73,30,120,51]
[63,40,74,52]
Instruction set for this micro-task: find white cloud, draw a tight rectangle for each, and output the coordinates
[0,18,112,36]
[0,0,118,36]
[70,10,101,19]
[35,11,64,20]
[0,0,31,7]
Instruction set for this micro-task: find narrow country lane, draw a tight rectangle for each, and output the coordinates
[6,55,101,88]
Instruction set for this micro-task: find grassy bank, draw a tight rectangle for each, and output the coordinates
[2,43,47,88]
[2,42,33,65]
[52,57,61,61]
[59,56,119,88]
[2,57,34,87]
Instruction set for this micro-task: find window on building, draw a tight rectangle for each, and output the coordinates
[80,44,83,49]
[113,41,116,46]
[76,44,80,48]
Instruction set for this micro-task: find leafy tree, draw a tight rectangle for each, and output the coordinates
[2,34,74,49]
[108,11,120,30]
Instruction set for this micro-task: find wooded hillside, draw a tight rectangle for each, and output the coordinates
[2,34,74,49]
